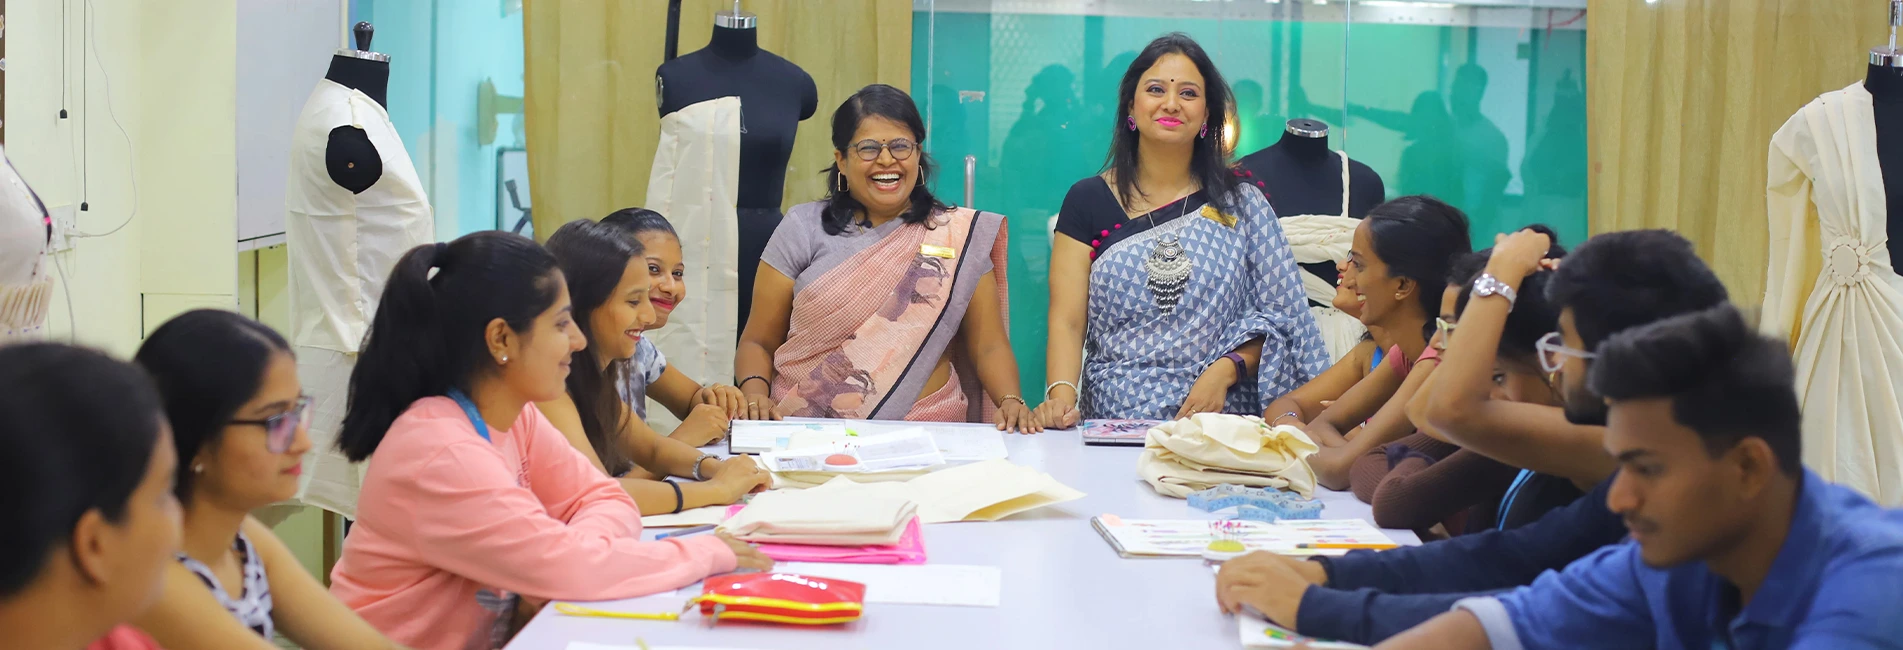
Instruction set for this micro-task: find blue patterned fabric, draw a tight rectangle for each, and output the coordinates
[1081,184,1328,419]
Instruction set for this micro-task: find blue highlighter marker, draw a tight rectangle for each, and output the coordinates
[656,524,717,541]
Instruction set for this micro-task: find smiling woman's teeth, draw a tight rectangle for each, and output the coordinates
[871,173,902,190]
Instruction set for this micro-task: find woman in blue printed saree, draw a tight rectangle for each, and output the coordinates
[1035,34,1328,426]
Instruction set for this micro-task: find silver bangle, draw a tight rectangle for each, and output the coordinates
[690,453,717,481]
[1044,380,1080,399]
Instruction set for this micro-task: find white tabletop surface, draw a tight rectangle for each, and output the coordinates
[505,422,1421,650]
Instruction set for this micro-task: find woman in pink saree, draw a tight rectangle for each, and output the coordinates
[736,85,1038,432]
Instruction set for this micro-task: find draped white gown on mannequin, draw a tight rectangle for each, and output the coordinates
[1763,81,1903,506]
[642,97,742,430]
[285,79,435,517]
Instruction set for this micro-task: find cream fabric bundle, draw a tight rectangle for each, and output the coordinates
[723,477,917,546]
[1138,413,1320,498]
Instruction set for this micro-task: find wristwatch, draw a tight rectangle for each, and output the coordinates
[1472,273,1518,307]
[690,453,718,481]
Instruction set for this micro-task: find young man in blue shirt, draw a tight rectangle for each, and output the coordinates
[1377,304,1903,650]
[1215,230,1731,644]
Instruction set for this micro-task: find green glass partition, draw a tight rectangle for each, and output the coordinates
[912,0,1589,398]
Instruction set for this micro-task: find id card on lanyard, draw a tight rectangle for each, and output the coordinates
[446,389,492,442]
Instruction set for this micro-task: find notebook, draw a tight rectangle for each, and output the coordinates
[1091,516,1394,558]
[1081,419,1160,446]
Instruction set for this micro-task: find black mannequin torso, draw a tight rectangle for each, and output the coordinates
[1238,128,1387,219]
[1867,62,1903,267]
[1238,124,1387,296]
[656,26,819,210]
[657,24,818,340]
[322,54,390,195]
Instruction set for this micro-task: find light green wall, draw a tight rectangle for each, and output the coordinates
[913,11,1588,398]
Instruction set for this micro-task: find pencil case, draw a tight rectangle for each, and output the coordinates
[688,572,866,626]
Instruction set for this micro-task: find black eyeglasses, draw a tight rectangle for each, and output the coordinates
[850,138,916,162]
[230,395,312,454]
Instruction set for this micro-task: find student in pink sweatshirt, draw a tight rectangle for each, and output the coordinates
[328,231,772,650]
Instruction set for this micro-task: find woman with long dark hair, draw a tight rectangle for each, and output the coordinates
[1036,33,1328,425]
[1265,196,1473,490]
[328,231,768,650]
[599,208,779,429]
[536,219,769,516]
[1,343,179,650]
[130,310,405,649]
[735,84,1036,431]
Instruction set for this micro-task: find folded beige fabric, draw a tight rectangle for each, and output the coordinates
[723,477,917,546]
[1138,414,1320,498]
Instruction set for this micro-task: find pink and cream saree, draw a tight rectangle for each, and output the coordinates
[765,203,1009,422]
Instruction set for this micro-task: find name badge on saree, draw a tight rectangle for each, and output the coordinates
[920,244,958,259]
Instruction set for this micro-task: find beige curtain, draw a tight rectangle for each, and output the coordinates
[1586,0,1889,302]
[523,0,912,239]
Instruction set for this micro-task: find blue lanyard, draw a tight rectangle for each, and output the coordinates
[1497,469,1535,529]
[446,389,492,442]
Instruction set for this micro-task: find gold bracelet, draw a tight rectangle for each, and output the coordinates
[998,395,1027,408]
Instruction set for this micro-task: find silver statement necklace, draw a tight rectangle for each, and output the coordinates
[1144,195,1194,314]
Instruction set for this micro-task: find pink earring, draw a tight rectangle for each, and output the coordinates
[1199,123,1208,138]
[1127,116,1138,131]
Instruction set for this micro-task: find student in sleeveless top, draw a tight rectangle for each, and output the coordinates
[0,344,180,650]
[1260,196,1472,490]
[130,310,405,650]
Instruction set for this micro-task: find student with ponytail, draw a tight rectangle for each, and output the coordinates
[537,218,770,516]
[327,232,770,650]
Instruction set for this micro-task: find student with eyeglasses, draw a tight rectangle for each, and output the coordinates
[735,83,1032,430]
[123,309,405,650]
[129,309,406,649]
[1214,230,1732,646]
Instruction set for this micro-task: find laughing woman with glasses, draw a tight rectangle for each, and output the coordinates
[736,84,1035,431]
[129,310,405,649]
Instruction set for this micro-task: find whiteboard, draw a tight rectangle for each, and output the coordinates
[236,0,346,249]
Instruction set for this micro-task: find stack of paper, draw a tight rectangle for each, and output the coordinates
[728,421,849,455]
[754,418,1013,463]
[1092,517,1395,558]
[723,480,917,546]
[760,427,946,474]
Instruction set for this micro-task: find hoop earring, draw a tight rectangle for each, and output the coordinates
[1127,116,1138,132]
[836,173,847,193]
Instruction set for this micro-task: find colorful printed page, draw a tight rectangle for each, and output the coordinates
[1240,614,1370,649]
[1093,517,1394,557]
[1080,419,1161,445]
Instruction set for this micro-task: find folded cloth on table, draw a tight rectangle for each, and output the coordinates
[743,514,927,565]
[1139,413,1320,498]
[723,477,917,546]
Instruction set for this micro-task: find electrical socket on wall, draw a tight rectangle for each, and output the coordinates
[48,204,78,253]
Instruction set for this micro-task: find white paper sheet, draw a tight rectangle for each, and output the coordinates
[1239,614,1368,649]
[729,421,848,455]
[761,428,945,473]
[640,505,728,528]
[926,427,1011,462]
[772,562,1002,607]
[568,644,770,650]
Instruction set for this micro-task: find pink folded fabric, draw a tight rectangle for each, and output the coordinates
[726,504,926,565]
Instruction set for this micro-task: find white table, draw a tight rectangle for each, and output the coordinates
[506,424,1420,650]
